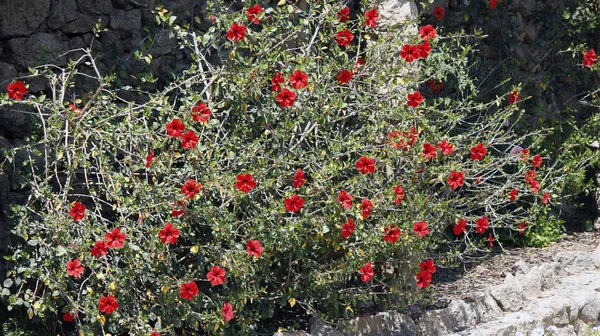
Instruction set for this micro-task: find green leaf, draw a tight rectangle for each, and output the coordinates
[56,246,67,257]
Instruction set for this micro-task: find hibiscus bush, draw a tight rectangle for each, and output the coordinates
[0,0,593,335]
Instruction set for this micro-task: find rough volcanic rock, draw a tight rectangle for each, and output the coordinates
[0,0,51,37]
[7,33,69,68]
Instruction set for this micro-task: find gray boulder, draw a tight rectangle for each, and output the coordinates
[340,311,417,336]
[309,318,343,336]
[554,251,597,273]
[511,259,530,276]
[48,0,79,30]
[0,104,33,139]
[489,274,525,312]
[0,62,18,89]
[75,0,113,15]
[417,300,477,336]
[8,33,69,68]
[62,15,97,34]
[0,0,51,37]
[378,0,418,29]
[577,291,600,323]
[520,263,556,299]
[109,9,142,33]
[464,292,503,323]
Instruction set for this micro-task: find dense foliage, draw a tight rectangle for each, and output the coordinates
[0,0,597,335]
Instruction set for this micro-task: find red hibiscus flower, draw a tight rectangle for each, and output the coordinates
[338,190,353,209]
[356,156,375,174]
[7,81,27,100]
[181,130,199,149]
[417,41,432,59]
[289,70,309,89]
[419,25,437,41]
[421,143,437,162]
[105,228,126,248]
[508,90,520,105]
[532,154,542,168]
[341,218,355,238]
[192,103,211,123]
[509,188,518,201]
[530,179,540,193]
[355,57,366,70]
[223,302,235,322]
[470,143,487,161]
[181,179,202,199]
[338,6,350,22]
[419,259,436,275]
[518,148,530,162]
[388,131,404,149]
[426,79,444,93]
[247,4,263,24]
[519,221,526,234]
[475,216,489,234]
[360,198,373,219]
[414,221,430,237]
[207,266,226,286]
[336,29,354,47]
[236,173,257,193]
[271,72,285,92]
[66,259,84,278]
[524,169,537,184]
[63,312,76,322]
[542,192,550,204]
[151,331,160,336]
[337,69,353,84]
[438,140,454,155]
[171,208,185,217]
[488,234,495,246]
[393,185,405,204]
[145,150,154,168]
[171,200,186,217]
[583,49,597,67]
[416,270,432,289]
[166,118,185,137]
[390,126,419,150]
[247,240,263,258]
[98,295,118,314]
[293,169,306,188]
[433,6,445,20]
[159,223,180,244]
[91,241,108,258]
[454,218,467,236]
[489,0,499,9]
[69,201,86,222]
[383,225,401,243]
[400,44,419,62]
[179,281,198,300]
[447,171,464,191]
[407,91,424,107]
[227,23,247,41]
[360,262,374,282]
[365,8,379,28]
[276,88,296,108]
[284,194,305,212]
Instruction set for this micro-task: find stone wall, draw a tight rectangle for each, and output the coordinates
[0,0,208,93]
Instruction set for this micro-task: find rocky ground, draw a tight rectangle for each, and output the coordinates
[433,232,600,302]
[280,232,600,336]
